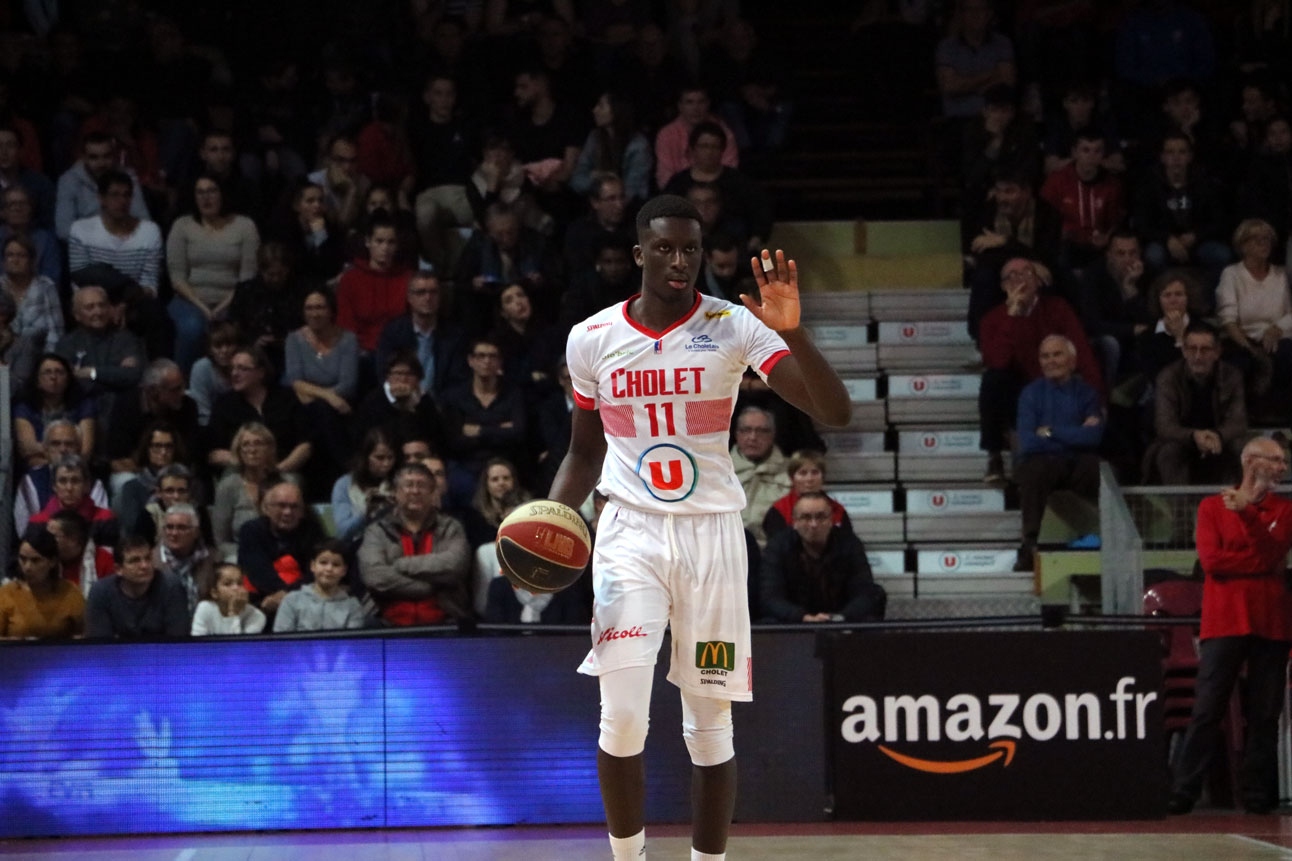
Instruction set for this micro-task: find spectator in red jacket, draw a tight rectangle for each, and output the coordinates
[1040,130,1126,271]
[978,256,1103,484]
[336,210,412,357]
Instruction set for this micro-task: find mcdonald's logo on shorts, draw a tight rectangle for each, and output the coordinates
[695,641,735,671]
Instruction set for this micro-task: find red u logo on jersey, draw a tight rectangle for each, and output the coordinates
[637,444,699,502]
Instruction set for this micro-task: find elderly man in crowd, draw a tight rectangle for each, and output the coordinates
[236,480,324,613]
[731,406,790,546]
[55,284,145,427]
[152,502,216,619]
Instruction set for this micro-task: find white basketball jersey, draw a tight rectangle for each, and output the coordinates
[567,292,790,515]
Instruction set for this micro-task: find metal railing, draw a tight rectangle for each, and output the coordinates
[1098,462,1143,614]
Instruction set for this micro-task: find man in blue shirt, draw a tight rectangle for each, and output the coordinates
[1014,334,1104,570]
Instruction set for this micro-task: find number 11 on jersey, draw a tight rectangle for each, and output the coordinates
[644,402,677,437]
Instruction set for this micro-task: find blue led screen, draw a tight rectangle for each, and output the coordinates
[0,630,827,838]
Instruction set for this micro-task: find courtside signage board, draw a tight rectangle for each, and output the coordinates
[898,430,980,453]
[887,375,980,398]
[826,630,1164,819]
[877,322,973,344]
[843,378,879,401]
[906,488,1004,514]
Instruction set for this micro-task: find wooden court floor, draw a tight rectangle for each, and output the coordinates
[6,815,1292,860]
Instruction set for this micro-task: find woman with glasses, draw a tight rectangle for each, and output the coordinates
[211,422,284,560]
[1,234,62,351]
[113,422,196,539]
[13,353,95,471]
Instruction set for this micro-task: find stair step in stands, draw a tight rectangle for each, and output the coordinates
[808,324,877,373]
[801,290,870,324]
[896,428,990,482]
[831,486,904,543]
[822,431,895,482]
[869,288,968,322]
[875,320,979,371]
[842,377,886,431]
[886,372,980,425]
[903,485,1021,543]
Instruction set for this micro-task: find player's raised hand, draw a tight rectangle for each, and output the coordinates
[742,249,800,332]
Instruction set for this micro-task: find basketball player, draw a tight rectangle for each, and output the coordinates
[549,195,849,861]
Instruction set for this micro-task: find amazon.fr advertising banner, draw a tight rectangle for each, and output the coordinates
[827,630,1165,820]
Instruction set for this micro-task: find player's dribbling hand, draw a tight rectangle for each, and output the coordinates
[742,249,800,332]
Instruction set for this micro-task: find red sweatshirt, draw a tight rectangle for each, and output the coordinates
[1196,491,1292,641]
[978,294,1106,398]
[1040,164,1125,247]
[337,260,412,352]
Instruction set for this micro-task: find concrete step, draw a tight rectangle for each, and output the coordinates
[896,427,991,482]
[832,486,904,543]
[822,431,895,482]
[842,377,886,431]
[885,372,980,425]
[869,289,968,322]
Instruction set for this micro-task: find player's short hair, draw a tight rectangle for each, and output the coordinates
[635,195,702,234]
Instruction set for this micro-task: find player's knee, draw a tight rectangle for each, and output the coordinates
[599,700,650,758]
[681,693,734,767]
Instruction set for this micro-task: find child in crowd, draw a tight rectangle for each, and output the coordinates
[272,539,366,632]
[191,563,267,635]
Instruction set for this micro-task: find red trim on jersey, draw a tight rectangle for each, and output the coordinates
[573,391,596,411]
[620,291,703,339]
[759,349,792,376]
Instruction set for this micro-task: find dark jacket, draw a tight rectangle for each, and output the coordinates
[84,571,189,638]
[759,528,886,623]
[373,313,468,398]
[1132,167,1227,246]
[1142,357,1248,481]
[236,514,325,601]
[358,508,471,623]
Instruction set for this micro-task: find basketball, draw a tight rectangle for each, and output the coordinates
[496,500,593,593]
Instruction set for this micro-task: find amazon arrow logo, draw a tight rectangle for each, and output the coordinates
[877,740,1015,774]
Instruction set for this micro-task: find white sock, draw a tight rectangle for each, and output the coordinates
[691,850,724,861]
[609,830,645,859]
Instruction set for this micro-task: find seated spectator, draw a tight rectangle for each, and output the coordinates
[614,24,688,136]
[307,134,370,231]
[0,527,85,639]
[236,479,323,614]
[345,186,421,271]
[0,186,62,284]
[759,491,886,624]
[55,132,150,241]
[152,502,216,618]
[193,129,263,224]
[688,182,750,250]
[188,320,238,427]
[1137,269,1208,381]
[353,349,448,454]
[0,125,55,230]
[268,181,346,285]
[489,282,561,389]
[1133,132,1230,281]
[211,422,285,560]
[336,211,413,358]
[506,67,584,227]
[331,427,397,541]
[935,0,1016,125]
[14,419,107,535]
[84,535,188,638]
[571,93,653,205]
[979,257,1103,484]
[54,284,145,427]
[13,353,96,471]
[697,232,746,303]
[207,346,312,476]
[1143,323,1246,486]
[962,84,1038,202]
[663,122,772,252]
[106,359,199,497]
[464,457,532,548]
[454,201,562,334]
[558,234,640,332]
[465,132,551,235]
[284,287,358,482]
[47,510,115,597]
[963,167,1063,339]
[704,18,792,154]
[441,337,529,506]
[191,563,267,635]
[112,422,190,537]
[1040,131,1127,271]
[359,462,471,625]
[66,170,162,295]
[1238,116,1292,255]
[654,84,739,190]
[564,173,634,277]
[762,449,854,541]
[166,174,261,372]
[29,455,118,551]
[273,539,368,632]
[227,242,308,376]
[134,464,210,547]
[1151,79,1223,169]
[356,95,416,205]
[409,73,477,273]
[732,405,791,546]
[0,288,35,390]
[374,271,468,401]
[1014,335,1105,570]
[1226,78,1281,175]
[1076,230,1151,389]
[1042,81,1124,176]
[1,234,62,351]
[1216,218,1292,410]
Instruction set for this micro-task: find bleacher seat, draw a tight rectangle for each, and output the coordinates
[885,372,980,425]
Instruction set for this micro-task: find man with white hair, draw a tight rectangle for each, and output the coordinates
[730,405,790,545]
[1012,334,1104,570]
[152,502,215,618]
[55,284,145,427]
[13,419,108,534]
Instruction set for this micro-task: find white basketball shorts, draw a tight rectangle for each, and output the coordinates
[577,501,753,701]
